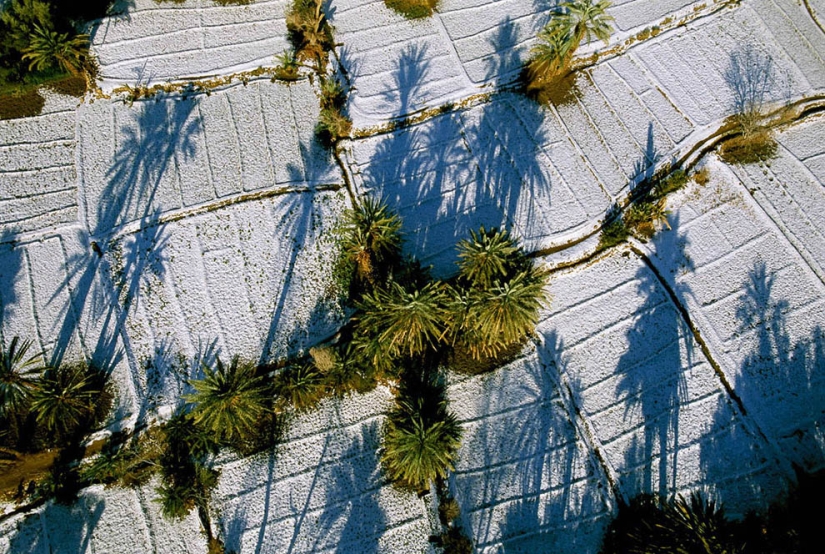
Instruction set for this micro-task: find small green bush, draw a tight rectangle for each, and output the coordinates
[384,0,438,19]
[274,363,326,412]
[654,169,688,197]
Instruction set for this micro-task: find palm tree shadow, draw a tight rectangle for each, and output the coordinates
[0,229,23,348]
[614,220,694,499]
[8,497,105,553]
[454,332,608,551]
[97,97,200,235]
[310,421,385,553]
[258,146,332,365]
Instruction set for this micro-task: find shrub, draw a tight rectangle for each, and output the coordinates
[286,0,334,64]
[272,51,301,82]
[624,196,670,240]
[693,167,710,186]
[439,497,461,524]
[654,169,688,197]
[719,129,777,165]
[316,106,352,146]
[598,208,630,251]
[384,0,438,19]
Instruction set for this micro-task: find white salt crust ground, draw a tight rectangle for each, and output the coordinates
[1,0,825,552]
[0,91,79,236]
[333,0,710,127]
[342,0,824,277]
[640,158,825,473]
[90,0,291,89]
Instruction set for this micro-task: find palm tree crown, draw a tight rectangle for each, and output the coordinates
[30,363,95,436]
[339,196,403,284]
[530,0,614,81]
[464,270,549,357]
[381,376,462,491]
[185,357,269,442]
[456,226,523,290]
[22,24,89,77]
[357,281,451,360]
[548,0,614,48]
[0,336,41,417]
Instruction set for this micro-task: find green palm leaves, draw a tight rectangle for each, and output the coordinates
[339,196,403,287]
[31,363,100,438]
[381,378,462,491]
[357,281,451,360]
[0,336,40,417]
[529,0,614,83]
[453,227,549,360]
[185,357,269,443]
[22,24,89,77]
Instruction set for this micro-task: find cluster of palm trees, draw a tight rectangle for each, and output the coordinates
[334,198,550,491]
[527,0,614,95]
[0,337,111,453]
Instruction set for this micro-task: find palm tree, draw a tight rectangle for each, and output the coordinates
[22,24,90,77]
[0,336,41,418]
[462,269,550,359]
[357,281,451,360]
[339,196,403,286]
[456,226,524,290]
[185,357,269,443]
[530,0,613,81]
[274,363,325,412]
[30,363,95,437]
[381,377,462,491]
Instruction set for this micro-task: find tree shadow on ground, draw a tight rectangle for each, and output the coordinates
[259,150,341,365]
[363,47,555,276]
[0,229,23,347]
[311,421,385,554]
[453,332,608,552]
[699,261,825,501]
[8,496,104,554]
[98,97,200,235]
[614,217,694,499]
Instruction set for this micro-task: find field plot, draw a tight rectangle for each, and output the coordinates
[0,188,348,423]
[0,389,431,554]
[448,353,613,553]
[537,250,787,512]
[215,389,430,553]
[90,0,291,88]
[0,482,207,554]
[730,113,825,284]
[0,92,78,237]
[640,156,825,472]
[334,0,713,127]
[77,79,337,235]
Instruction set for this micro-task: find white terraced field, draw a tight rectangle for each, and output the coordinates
[91,0,292,89]
[2,0,825,552]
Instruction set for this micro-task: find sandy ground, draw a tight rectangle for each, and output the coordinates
[1,0,825,552]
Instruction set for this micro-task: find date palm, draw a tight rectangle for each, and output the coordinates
[22,24,90,77]
[462,269,550,359]
[381,378,462,491]
[185,357,269,443]
[339,196,402,285]
[0,336,41,418]
[357,281,451,360]
[530,0,613,80]
[456,226,523,290]
[30,363,95,437]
